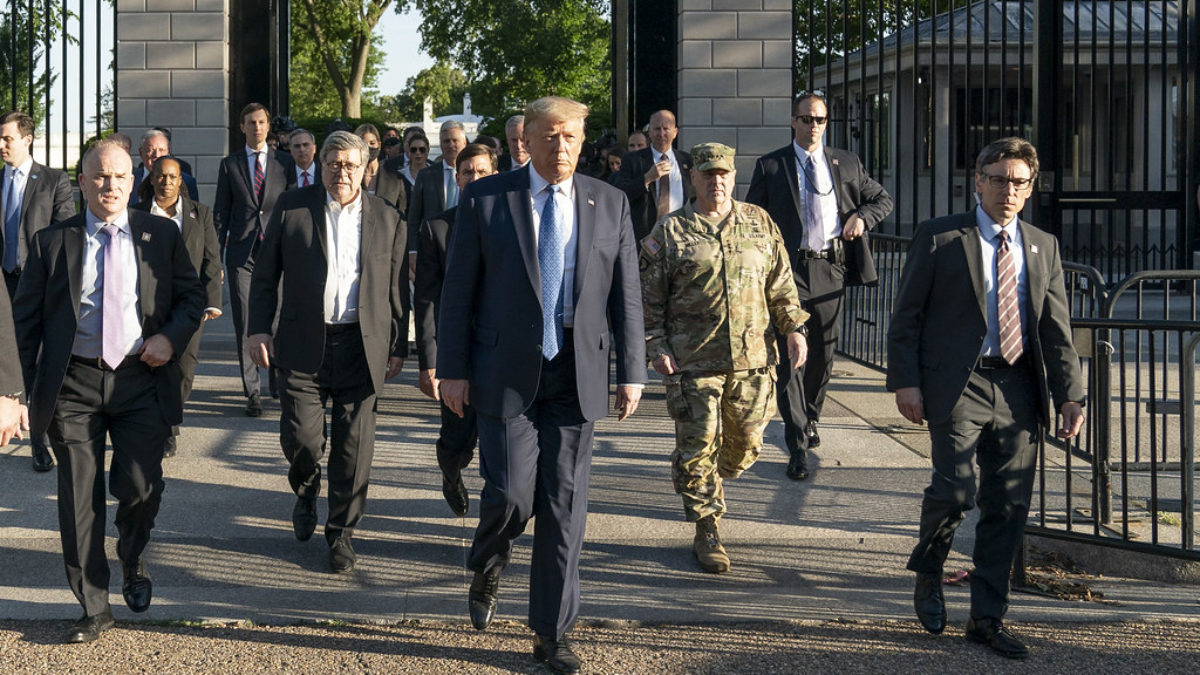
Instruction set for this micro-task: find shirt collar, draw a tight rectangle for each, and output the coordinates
[5,156,34,176]
[529,164,574,198]
[245,144,266,157]
[652,147,675,164]
[149,198,181,218]
[85,207,130,236]
[792,140,825,162]
[975,204,1019,242]
[325,189,363,218]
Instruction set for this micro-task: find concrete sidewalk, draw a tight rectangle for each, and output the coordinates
[2,313,1198,633]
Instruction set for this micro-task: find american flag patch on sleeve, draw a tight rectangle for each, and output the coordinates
[642,236,661,255]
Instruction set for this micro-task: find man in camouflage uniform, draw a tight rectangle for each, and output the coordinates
[640,143,810,573]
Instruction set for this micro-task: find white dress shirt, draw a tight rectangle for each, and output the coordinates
[74,209,143,359]
[323,191,363,324]
[792,140,841,251]
[295,164,316,188]
[975,205,1030,357]
[651,147,685,213]
[2,155,33,214]
[529,167,578,327]
[246,144,268,188]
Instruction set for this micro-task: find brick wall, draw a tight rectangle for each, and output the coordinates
[115,0,229,202]
[676,0,793,196]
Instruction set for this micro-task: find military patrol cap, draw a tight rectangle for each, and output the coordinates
[692,142,736,172]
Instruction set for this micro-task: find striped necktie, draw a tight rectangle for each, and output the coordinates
[253,152,265,200]
[996,230,1023,364]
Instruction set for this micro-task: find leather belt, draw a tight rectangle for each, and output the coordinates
[70,354,143,371]
[797,238,845,263]
[325,322,360,335]
[976,355,1026,370]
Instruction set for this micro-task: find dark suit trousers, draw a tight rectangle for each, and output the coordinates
[48,359,170,617]
[5,268,53,455]
[469,338,594,640]
[226,258,259,397]
[437,400,478,478]
[906,361,1040,622]
[171,324,205,437]
[775,257,844,450]
[278,323,378,544]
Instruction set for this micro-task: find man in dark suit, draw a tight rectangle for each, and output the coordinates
[130,129,198,206]
[132,156,223,457]
[287,128,321,190]
[247,131,408,574]
[611,109,694,241]
[497,114,529,172]
[406,120,467,278]
[0,286,28,446]
[13,139,203,643]
[0,110,76,471]
[746,92,893,479]
[437,96,646,675]
[413,143,497,517]
[214,103,289,416]
[887,138,1085,659]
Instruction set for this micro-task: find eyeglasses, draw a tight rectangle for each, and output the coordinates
[793,115,828,125]
[981,174,1034,190]
[409,146,428,154]
[325,161,362,174]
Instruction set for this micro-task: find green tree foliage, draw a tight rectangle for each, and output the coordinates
[0,7,73,129]
[377,61,472,122]
[406,0,611,122]
[291,0,391,118]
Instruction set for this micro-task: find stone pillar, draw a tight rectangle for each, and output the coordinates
[676,0,793,196]
[115,0,229,202]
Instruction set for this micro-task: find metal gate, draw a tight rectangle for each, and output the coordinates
[795,0,1197,274]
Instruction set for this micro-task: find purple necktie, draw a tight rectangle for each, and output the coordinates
[101,223,126,369]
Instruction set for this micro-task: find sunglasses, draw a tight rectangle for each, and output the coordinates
[409,146,428,153]
[793,115,828,125]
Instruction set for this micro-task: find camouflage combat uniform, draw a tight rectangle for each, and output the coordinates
[640,199,808,523]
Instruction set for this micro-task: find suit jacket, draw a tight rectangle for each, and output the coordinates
[885,211,1085,425]
[611,147,695,241]
[132,195,223,310]
[746,144,893,287]
[12,210,205,436]
[130,163,199,206]
[376,155,409,219]
[287,162,323,191]
[0,162,75,272]
[0,286,20,397]
[213,148,289,267]
[247,185,409,396]
[413,206,456,371]
[436,166,647,421]
[406,160,448,249]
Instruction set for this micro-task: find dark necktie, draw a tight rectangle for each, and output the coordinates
[996,230,1023,364]
[301,169,310,187]
[803,156,825,251]
[101,224,126,369]
[656,157,671,219]
[253,152,265,200]
[539,185,566,360]
[3,169,20,272]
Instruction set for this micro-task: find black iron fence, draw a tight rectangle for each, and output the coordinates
[3,0,114,176]
[795,0,1197,273]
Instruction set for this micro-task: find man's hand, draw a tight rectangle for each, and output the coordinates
[614,385,642,421]
[841,214,865,241]
[644,159,671,186]
[248,333,274,369]
[408,251,417,283]
[895,387,925,425]
[786,331,808,367]
[651,353,679,376]
[203,308,223,321]
[418,368,439,400]
[441,378,469,418]
[0,397,28,446]
[138,334,176,367]
[386,357,404,380]
[1058,401,1085,439]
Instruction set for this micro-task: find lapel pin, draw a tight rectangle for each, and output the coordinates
[29,173,38,180]
[141,232,152,242]
[189,210,197,219]
[1030,244,1038,254]
[587,198,595,206]
[831,159,839,166]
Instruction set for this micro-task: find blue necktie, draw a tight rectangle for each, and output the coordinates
[3,169,20,272]
[802,156,825,251]
[538,185,566,360]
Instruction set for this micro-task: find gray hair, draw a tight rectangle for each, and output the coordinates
[290,128,315,145]
[320,130,368,165]
[82,138,132,174]
[440,120,465,134]
[524,96,589,131]
[505,114,524,132]
[139,128,168,148]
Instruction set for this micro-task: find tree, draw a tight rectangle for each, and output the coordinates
[1,7,72,129]
[377,61,472,123]
[291,0,392,118]
[407,0,611,122]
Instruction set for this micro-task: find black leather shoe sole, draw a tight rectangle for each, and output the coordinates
[468,570,500,630]
[442,474,468,517]
[64,611,115,644]
[32,444,54,472]
[293,497,318,542]
[122,563,153,613]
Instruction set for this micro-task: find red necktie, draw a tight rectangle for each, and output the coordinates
[996,230,1023,364]
[301,170,310,187]
[253,152,265,200]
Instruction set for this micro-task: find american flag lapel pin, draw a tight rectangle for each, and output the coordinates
[587,197,595,206]
[1030,244,1038,254]
[832,159,839,166]
[141,232,152,242]
[189,210,197,219]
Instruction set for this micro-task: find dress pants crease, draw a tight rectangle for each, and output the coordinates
[226,261,259,397]
[776,257,843,450]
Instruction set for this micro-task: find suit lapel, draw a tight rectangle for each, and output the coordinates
[235,149,257,205]
[783,147,803,224]
[358,194,380,302]
[20,163,42,223]
[1019,221,1046,321]
[823,147,844,216]
[573,179,596,302]
[508,167,541,303]
[309,189,328,269]
[960,215,988,322]
[64,220,85,317]
[129,213,151,328]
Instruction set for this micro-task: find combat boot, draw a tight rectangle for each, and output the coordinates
[693,515,730,573]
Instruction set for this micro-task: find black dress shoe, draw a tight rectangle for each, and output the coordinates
[329,536,356,573]
[914,572,946,634]
[533,634,581,674]
[293,496,318,541]
[245,393,263,417]
[805,420,821,448]
[64,610,115,643]
[31,441,54,472]
[468,568,501,630]
[965,617,1029,659]
[786,452,809,480]
[163,435,177,458]
[442,471,469,517]
[268,368,280,399]
[122,559,153,613]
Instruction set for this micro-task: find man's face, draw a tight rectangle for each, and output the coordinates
[506,122,528,165]
[139,134,170,168]
[627,132,648,152]
[456,154,497,190]
[525,116,585,184]
[692,168,736,212]
[321,147,366,206]
[791,97,828,150]
[290,134,316,169]
[241,110,271,148]
[151,158,182,206]
[276,131,291,152]
[440,128,467,166]
[975,158,1034,225]
[648,112,678,153]
[81,145,134,221]
[0,121,33,166]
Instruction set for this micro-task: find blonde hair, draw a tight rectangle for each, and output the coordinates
[524,96,589,130]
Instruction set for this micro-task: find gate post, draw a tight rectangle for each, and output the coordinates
[1031,0,1060,234]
